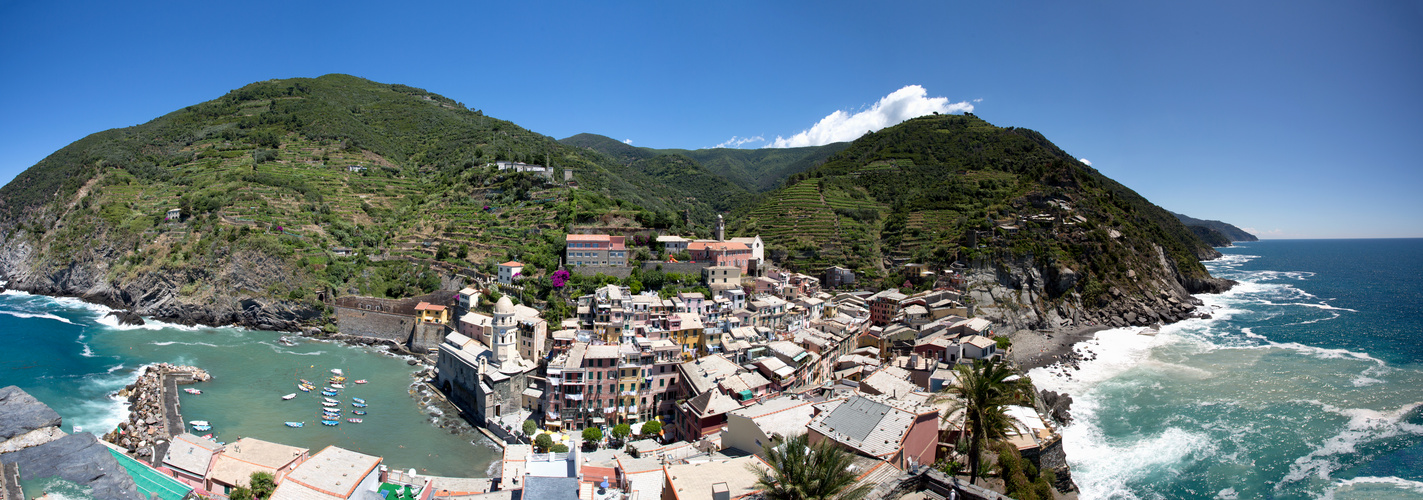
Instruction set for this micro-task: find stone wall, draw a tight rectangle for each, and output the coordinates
[411,323,450,353]
[1021,436,1074,493]
[641,261,711,275]
[336,307,417,344]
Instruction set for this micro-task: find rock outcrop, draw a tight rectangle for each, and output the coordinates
[103,363,210,458]
[0,386,142,500]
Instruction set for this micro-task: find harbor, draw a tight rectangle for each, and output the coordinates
[0,291,500,478]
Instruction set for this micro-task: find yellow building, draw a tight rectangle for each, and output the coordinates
[668,312,705,359]
[415,302,449,324]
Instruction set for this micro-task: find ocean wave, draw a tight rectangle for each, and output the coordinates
[94,312,201,331]
[1278,401,1423,490]
[0,309,77,325]
[1324,476,1423,500]
[149,341,224,348]
[79,342,96,357]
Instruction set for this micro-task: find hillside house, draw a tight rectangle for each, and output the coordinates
[566,234,629,267]
[165,208,182,221]
[498,261,524,285]
[687,241,752,273]
[806,394,939,469]
[415,302,449,324]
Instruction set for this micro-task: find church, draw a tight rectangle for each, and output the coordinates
[435,296,539,428]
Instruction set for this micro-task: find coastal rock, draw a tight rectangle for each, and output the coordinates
[1040,390,1073,425]
[0,386,63,442]
[0,432,143,500]
[105,310,145,326]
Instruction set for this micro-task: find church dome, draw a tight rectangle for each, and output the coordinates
[494,295,515,315]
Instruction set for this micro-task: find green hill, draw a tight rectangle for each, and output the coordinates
[0,75,716,329]
[560,133,849,193]
[1171,211,1259,242]
[732,113,1231,305]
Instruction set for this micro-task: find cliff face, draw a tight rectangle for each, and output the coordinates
[0,227,320,331]
[967,244,1233,334]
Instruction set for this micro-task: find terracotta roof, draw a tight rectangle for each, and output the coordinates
[499,261,523,267]
[566,234,610,242]
[415,302,446,311]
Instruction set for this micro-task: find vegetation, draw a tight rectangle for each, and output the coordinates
[640,420,661,436]
[582,427,603,449]
[611,423,632,445]
[249,471,276,500]
[938,358,1034,485]
[995,441,1056,500]
[535,433,554,452]
[560,132,850,193]
[523,419,537,437]
[749,432,873,500]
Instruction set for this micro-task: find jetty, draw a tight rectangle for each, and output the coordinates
[103,363,210,461]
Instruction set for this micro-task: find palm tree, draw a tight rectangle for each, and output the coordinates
[748,433,873,500]
[939,358,1034,485]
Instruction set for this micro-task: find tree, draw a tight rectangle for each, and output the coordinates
[938,358,1033,485]
[229,486,254,500]
[550,443,569,453]
[749,433,873,500]
[534,433,554,452]
[582,427,603,448]
[640,420,662,437]
[523,419,538,437]
[611,423,631,444]
[250,471,276,500]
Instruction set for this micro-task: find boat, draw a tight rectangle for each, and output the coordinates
[282,393,297,400]
[321,420,339,426]
[352,402,367,408]
[353,410,367,415]
[189,420,210,427]
[201,434,213,439]
[330,384,346,389]
[191,424,211,432]
[300,379,312,385]
[331,369,344,376]
[322,410,341,416]
[183,388,202,395]
[324,397,339,403]
[330,376,346,382]
[347,418,363,424]
[354,379,368,384]
[321,401,338,407]
[285,421,304,428]
[321,389,338,396]
[352,397,366,404]
[298,385,311,392]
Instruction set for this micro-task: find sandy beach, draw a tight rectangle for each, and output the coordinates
[1008,325,1111,371]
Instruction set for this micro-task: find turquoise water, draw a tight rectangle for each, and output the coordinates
[0,291,498,477]
[1031,239,1423,499]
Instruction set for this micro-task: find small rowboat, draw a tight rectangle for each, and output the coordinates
[353,410,367,415]
[331,369,344,376]
[354,380,368,384]
[323,410,341,416]
[352,397,366,404]
[183,388,202,395]
[321,420,339,426]
[300,379,312,385]
[298,385,312,392]
[282,393,297,400]
[285,421,304,428]
[330,384,346,389]
[347,418,362,424]
[324,397,339,403]
[352,402,367,408]
[321,401,338,407]
[191,424,211,432]
[189,420,210,426]
[321,390,338,396]
[201,434,213,439]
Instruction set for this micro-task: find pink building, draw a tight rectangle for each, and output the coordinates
[566,234,629,267]
[687,241,751,273]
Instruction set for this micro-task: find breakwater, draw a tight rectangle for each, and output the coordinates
[101,363,210,459]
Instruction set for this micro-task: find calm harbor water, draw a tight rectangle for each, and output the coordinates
[1031,239,1423,499]
[0,290,499,478]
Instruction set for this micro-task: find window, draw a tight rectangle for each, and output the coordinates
[660,379,665,387]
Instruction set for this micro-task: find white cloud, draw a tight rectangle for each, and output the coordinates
[623,139,634,145]
[1079,158,1092,166]
[713,135,765,149]
[766,85,975,148]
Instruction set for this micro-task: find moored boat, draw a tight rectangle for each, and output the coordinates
[183,388,202,395]
[298,385,312,392]
[352,402,367,408]
[331,369,343,376]
[189,420,210,426]
[330,383,345,389]
[324,397,339,403]
[285,421,304,428]
[321,420,339,426]
[321,401,338,407]
[352,397,366,404]
[347,418,362,423]
[354,379,368,384]
[282,393,297,400]
[353,410,367,415]
[191,424,211,432]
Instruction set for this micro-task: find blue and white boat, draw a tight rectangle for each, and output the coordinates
[191,424,211,432]
[324,397,339,403]
[321,401,338,407]
[352,397,366,404]
[353,410,367,415]
[321,420,339,426]
[284,421,304,428]
[352,402,367,408]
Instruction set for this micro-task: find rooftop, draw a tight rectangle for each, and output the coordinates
[663,456,768,500]
[272,446,381,500]
[162,432,222,477]
[209,437,308,487]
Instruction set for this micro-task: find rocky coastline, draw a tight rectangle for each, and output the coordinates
[0,385,143,500]
[102,363,211,459]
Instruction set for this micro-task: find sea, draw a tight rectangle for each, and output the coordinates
[0,290,500,479]
[1030,239,1423,499]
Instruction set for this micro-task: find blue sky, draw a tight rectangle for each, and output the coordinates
[1,1,1419,238]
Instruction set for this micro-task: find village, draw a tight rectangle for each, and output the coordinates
[0,215,1069,500]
